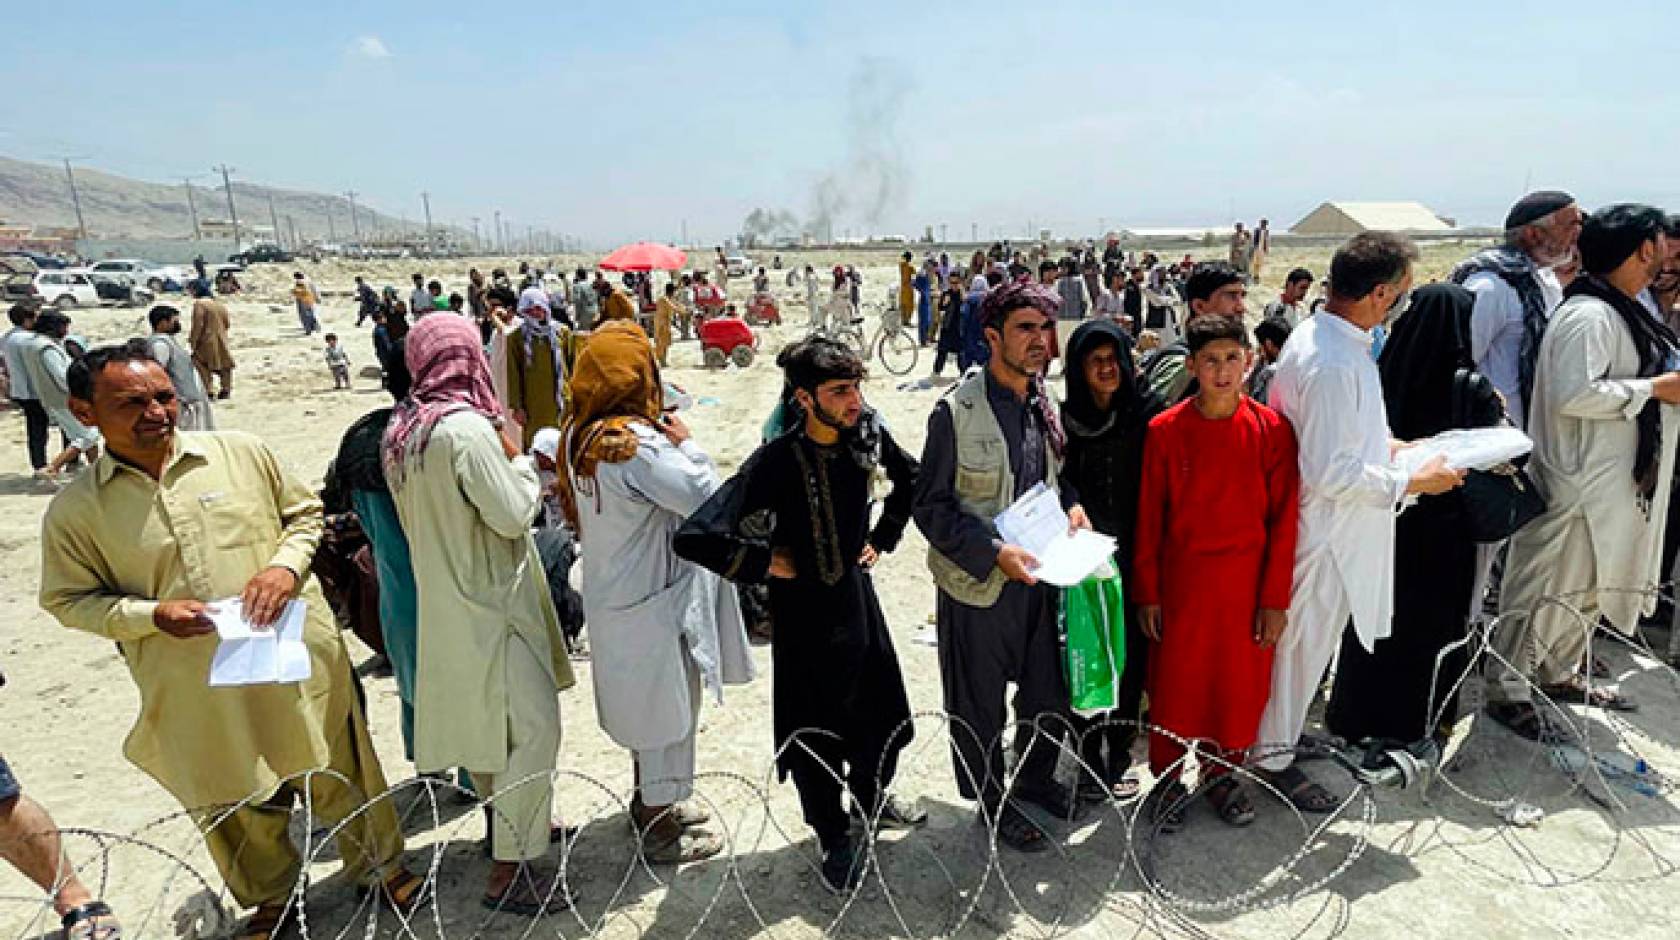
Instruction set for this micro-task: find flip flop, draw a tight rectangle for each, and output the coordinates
[641,827,725,864]
[1542,682,1638,712]
[480,870,574,918]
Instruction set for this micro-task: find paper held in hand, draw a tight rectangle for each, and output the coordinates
[207,598,312,687]
[1393,426,1533,476]
[994,482,1116,587]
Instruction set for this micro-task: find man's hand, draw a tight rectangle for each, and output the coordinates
[153,600,215,639]
[1139,605,1163,641]
[996,544,1040,585]
[1255,608,1288,647]
[1067,504,1092,533]
[768,547,797,580]
[660,413,692,447]
[858,544,879,569]
[1406,454,1466,496]
[1652,372,1680,405]
[240,566,300,628]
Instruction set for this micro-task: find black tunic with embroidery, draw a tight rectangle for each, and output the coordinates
[675,420,917,777]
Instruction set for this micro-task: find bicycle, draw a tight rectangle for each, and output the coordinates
[859,302,919,376]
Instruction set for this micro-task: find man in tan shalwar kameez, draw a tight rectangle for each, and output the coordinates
[38,340,422,940]
[187,280,234,399]
[384,313,576,917]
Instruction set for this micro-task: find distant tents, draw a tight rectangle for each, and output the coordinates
[1290,201,1454,236]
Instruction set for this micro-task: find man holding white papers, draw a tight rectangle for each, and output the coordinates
[913,280,1091,853]
[1257,233,1464,812]
[38,340,423,939]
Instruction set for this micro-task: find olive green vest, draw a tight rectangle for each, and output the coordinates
[926,368,1062,608]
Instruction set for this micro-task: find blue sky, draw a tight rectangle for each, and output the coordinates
[5,0,1677,245]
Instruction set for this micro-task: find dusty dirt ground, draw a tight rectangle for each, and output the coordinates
[2,245,1678,939]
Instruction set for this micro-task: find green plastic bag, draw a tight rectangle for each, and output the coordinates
[1059,558,1126,716]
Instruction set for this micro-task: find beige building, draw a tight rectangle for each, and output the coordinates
[1289,201,1453,236]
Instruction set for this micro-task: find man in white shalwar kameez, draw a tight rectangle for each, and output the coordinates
[1487,205,1680,738]
[1257,232,1464,811]
[383,313,575,917]
[484,286,525,444]
[559,321,754,864]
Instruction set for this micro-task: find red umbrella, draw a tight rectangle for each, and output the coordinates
[597,242,688,272]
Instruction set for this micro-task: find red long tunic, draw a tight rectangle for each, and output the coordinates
[1132,397,1300,776]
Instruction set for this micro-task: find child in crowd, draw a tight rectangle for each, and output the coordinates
[1246,316,1293,405]
[1132,314,1300,832]
[324,333,351,389]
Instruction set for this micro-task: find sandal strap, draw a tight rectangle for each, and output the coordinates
[61,901,113,930]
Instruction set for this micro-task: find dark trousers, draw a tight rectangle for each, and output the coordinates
[14,398,48,470]
[1074,600,1148,784]
[936,584,1069,808]
[786,731,900,850]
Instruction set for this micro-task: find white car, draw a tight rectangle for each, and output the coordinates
[33,270,102,308]
[88,258,189,292]
[725,254,752,278]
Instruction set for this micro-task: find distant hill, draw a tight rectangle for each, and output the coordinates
[0,154,413,242]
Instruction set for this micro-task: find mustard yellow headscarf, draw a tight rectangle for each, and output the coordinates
[558,320,663,528]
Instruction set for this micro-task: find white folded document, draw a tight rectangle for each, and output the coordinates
[995,483,1117,587]
[1394,426,1534,475]
[208,598,312,687]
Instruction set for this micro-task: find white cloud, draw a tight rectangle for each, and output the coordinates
[353,35,392,59]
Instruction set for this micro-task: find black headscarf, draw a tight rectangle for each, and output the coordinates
[1378,284,1478,441]
[1062,319,1161,439]
[1565,273,1678,505]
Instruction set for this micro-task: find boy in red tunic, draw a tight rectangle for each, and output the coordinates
[1133,314,1300,831]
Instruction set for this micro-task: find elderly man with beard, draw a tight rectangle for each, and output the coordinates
[1488,205,1680,735]
[39,341,424,940]
[1451,191,1584,430]
[676,337,922,891]
[912,280,1092,853]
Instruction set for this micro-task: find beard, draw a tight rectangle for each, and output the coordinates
[810,399,857,432]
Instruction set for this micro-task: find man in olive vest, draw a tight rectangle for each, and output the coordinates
[912,278,1091,854]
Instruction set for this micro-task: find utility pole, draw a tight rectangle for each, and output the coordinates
[182,178,203,240]
[213,164,240,250]
[266,192,281,247]
[344,191,361,239]
[470,216,480,252]
[940,223,948,244]
[420,191,434,255]
[63,159,88,239]
[326,206,336,242]
[493,210,502,252]
[286,214,298,250]
[970,221,977,242]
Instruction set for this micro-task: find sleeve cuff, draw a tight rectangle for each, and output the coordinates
[112,599,163,642]
[1623,379,1655,420]
[268,546,315,581]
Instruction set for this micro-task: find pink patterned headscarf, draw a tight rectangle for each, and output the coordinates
[382,312,502,483]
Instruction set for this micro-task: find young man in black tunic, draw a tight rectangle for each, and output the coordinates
[675,338,924,892]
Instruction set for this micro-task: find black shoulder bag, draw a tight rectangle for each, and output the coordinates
[1450,317,1545,543]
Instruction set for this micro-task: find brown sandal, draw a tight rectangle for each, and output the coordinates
[236,902,296,940]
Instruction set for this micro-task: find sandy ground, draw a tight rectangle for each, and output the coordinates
[2,246,1679,939]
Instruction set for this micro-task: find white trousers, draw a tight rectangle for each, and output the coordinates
[1253,559,1348,772]
[634,654,702,806]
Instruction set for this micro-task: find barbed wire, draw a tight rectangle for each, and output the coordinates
[5,586,1680,939]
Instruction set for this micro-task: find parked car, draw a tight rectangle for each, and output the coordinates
[0,254,40,306]
[33,270,101,308]
[88,258,189,292]
[725,254,752,278]
[228,243,292,265]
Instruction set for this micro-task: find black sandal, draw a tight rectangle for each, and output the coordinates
[481,867,575,918]
[1205,777,1256,827]
[61,901,122,940]
[1148,781,1189,833]
[1486,701,1566,742]
[993,804,1050,853]
[1259,765,1339,814]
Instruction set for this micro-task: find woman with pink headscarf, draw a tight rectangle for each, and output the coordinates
[382,313,577,916]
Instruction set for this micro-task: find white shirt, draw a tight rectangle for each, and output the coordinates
[3,326,36,400]
[1464,266,1563,429]
[1262,298,1305,329]
[410,285,432,316]
[1268,312,1410,652]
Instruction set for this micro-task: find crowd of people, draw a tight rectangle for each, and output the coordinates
[4,190,1680,938]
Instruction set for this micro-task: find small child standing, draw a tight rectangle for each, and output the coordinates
[1132,314,1300,832]
[324,333,351,389]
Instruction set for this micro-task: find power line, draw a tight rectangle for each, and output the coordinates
[181,177,202,240]
[62,159,88,239]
